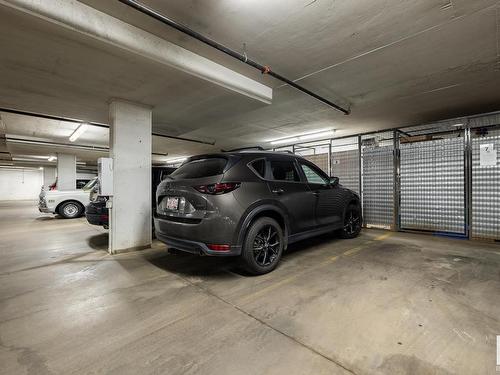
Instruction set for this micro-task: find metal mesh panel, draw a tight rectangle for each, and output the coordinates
[331,137,359,194]
[468,112,500,129]
[302,153,329,174]
[361,132,394,229]
[400,137,465,234]
[472,128,500,239]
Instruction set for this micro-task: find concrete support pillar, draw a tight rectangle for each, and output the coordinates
[56,153,76,191]
[109,100,152,254]
[42,166,56,190]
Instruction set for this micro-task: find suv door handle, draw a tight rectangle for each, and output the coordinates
[312,191,320,197]
[272,188,284,195]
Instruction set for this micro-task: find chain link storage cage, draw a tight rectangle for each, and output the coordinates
[471,126,500,240]
[331,137,360,194]
[361,132,395,229]
[399,132,465,234]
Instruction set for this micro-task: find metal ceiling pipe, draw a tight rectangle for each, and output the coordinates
[118,0,350,115]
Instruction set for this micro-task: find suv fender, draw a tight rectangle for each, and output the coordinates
[234,202,290,250]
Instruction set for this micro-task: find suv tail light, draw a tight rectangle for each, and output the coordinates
[207,244,231,252]
[194,183,240,195]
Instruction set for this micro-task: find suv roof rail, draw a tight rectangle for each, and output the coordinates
[222,146,265,152]
[276,150,295,154]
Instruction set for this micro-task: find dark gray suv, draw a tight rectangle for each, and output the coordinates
[154,151,361,275]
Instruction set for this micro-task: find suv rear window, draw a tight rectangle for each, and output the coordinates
[170,158,227,179]
[249,159,266,178]
[270,160,300,182]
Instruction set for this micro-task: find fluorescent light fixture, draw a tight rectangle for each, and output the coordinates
[39,167,44,170]
[271,137,299,145]
[299,130,335,140]
[48,156,57,162]
[269,129,335,145]
[69,123,89,142]
[452,123,464,127]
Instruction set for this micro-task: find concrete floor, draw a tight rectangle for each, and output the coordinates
[1,201,499,375]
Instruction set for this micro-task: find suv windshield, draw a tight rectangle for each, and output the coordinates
[170,158,227,179]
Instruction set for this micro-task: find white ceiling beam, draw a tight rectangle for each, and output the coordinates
[0,0,273,104]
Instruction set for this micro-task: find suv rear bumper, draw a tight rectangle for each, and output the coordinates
[154,216,241,256]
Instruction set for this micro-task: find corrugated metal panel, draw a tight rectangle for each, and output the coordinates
[361,132,394,229]
[400,137,465,234]
[332,149,359,194]
[472,130,500,240]
[303,153,329,174]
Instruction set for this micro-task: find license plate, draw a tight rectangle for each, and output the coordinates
[166,197,179,210]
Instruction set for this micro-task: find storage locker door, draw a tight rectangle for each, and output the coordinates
[331,149,360,194]
[400,137,465,234]
[362,146,394,229]
[472,130,500,240]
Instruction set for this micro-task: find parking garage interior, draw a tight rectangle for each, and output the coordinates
[1,1,500,374]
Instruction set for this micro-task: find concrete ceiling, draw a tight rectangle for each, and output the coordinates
[1,0,500,168]
[0,111,216,167]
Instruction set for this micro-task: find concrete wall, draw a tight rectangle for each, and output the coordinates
[0,169,43,200]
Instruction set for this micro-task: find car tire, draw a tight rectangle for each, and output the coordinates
[58,201,84,219]
[240,217,284,275]
[339,203,362,239]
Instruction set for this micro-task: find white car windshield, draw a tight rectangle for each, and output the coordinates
[81,177,98,191]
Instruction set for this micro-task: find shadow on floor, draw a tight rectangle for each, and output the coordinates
[35,216,57,221]
[87,233,109,251]
[147,232,343,278]
[35,214,69,221]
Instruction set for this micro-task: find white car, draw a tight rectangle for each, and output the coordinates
[38,178,97,219]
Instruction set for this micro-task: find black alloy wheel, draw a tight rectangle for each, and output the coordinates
[241,217,284,275]
[253,225,280,266]
[340,204,362,238]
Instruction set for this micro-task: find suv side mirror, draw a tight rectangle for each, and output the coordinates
[329,177,339,186]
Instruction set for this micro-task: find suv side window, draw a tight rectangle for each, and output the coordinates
[249,159,266,178]
[300,163,329,185]
[270,160,300,182]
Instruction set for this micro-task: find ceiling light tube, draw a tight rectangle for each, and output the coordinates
[69,123,89,142]
[48,156,57,162]
[270,137,299,145]
[269,129,335,145]
[298,130,335,141]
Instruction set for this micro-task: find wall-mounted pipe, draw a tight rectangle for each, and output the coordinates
[117,0,350,115]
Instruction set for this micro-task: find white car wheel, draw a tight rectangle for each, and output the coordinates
[59,202,82,219]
